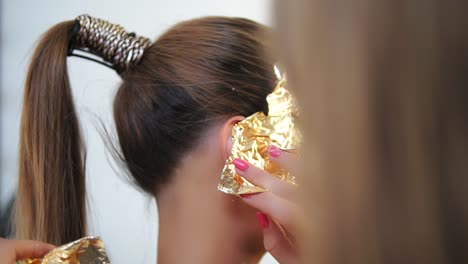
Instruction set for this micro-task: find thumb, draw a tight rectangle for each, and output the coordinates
[257,212,299,264]
[10,239,55,261]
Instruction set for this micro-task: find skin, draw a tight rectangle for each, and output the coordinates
[0,238,55,263]
[155,116,265,264]
[0,117,300,264]
[236,148,300,264]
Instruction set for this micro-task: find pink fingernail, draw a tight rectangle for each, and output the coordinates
[268,145,282,158]
[233,158,249,171]
[256,212,269,228]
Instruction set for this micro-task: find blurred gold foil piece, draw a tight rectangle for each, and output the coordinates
[218,66,301,194]
[17,237,110,264]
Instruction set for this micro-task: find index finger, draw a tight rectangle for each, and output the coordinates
[234,158,297,200]
[268,146,299,176]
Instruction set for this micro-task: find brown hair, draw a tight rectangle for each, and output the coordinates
[277,0,468,263]
[16,16,275,245]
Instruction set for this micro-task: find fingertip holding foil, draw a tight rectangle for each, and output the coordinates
[218,66,301,195]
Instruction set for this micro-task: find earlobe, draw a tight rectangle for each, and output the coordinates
[221,115,244,159]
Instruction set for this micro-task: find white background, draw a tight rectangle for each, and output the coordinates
[0,0,277,263]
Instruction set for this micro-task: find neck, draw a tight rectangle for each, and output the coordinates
[155,146,264,264]
[157,199,264,264]
[156,130,265,264]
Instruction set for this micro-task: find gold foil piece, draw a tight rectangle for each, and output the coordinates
[17,237,110,264]
[218,66,301,194]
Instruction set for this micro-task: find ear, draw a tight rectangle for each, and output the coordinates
[220,115,244,160]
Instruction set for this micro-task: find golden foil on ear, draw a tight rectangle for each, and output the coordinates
[218,66,301,194]
[17,237,110,264]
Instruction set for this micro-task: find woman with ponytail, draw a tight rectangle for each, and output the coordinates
[1,14,300,263]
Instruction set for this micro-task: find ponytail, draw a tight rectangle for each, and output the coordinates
[15,20,87,245]
[15,15,151,245]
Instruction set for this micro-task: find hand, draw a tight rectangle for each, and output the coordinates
[234,145,300,264]
[0,237,55,264]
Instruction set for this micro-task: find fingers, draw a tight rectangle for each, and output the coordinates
[257,212,299,264]
[234,155,299,232]
[234,158,296,200]
[0,237,54,263]
[235,145,300,262]
[14,240,55,260]
[268,145,299,176]
[241,191,298,233]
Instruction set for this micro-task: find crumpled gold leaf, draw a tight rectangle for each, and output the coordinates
[17,237,110,264]
[218,67,301,195]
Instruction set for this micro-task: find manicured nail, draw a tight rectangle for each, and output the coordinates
[268,145,282,158]
[256,212,269,228]
[233,158,249,171]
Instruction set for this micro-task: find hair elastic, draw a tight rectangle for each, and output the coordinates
[67,14,151,74]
